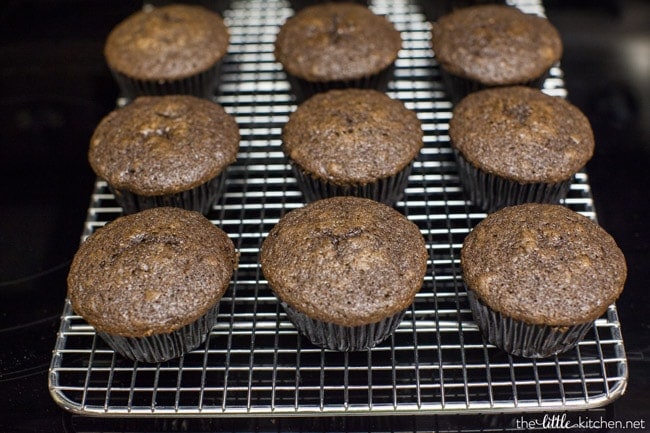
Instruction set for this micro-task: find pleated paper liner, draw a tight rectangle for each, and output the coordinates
[285,63,396,103]
[466,289,595,358]
[281,302,408,352]
[439,67,551,105]
[290,159,414,206]
[110,60,223,101]
[111,171,227,216]
[454,150,573,213]
[97,301,221,363]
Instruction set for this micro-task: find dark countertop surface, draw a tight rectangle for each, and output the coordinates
[0,1,648,431]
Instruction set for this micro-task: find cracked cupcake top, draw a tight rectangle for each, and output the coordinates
[282,89,423,185]
[104,4,229,80]
[461,203,626,326]
[449,86,594,183]
[67,207,238,337]
[431,5,562,85]
[89,95,239,196]
[274,3,401,82]
[260,196,428,326]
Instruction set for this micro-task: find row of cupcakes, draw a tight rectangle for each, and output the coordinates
[104,2,561,104]
[66,198,626,363]
[88,86,592,218]
[70,4,232,364]
[424,4,625,358]
[103,2,400,101]
[87,89,419,215]
[66,197,429,362]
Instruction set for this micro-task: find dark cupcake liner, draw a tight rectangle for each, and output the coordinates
[438,67,551,105]
[289,0,369,12]
[466,289,594,358]
[289,159,413,206]
[143,0,231,16]
[111,170,227,216]
[419,0,506,22]
[453,150,573,213]
[281,302,407,352]
[97,300,221,363]
[285,63,396,103]
[109,60,224,101]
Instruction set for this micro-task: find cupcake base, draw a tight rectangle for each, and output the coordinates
[144,0,231,16]
[97,301,221,363]
[454,150,573,213]
[281,302,407,352]
[289,0,369,12]
[467,289,594,358]
[110,60,224,101]
[111,171,227,215]
[290,160,413,206]
[439,67,551,105]
[419,0,506,22]
[286,63,395,103]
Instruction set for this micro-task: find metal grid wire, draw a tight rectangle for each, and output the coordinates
[49,0,627,418]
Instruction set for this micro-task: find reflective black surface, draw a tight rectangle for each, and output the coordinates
[0,1,648,431]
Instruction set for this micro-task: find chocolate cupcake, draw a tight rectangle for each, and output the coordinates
[430,5,562,103]
[145,0,231,16]
[104,4,230,99]
[289,0,368,13]
[260,196,428,351]
[449,86,594,212]
[67,207,238,363]
[461,203,627,358]
[282,89,423,205]
[274,3,402,102]
[89,95,240,215]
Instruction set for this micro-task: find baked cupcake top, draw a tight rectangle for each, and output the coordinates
[260,196,428,327]
[431,5,562,85]
[282,89,423,185]
[449,86,594,183]
[104,4,229,81]
[461,203,626,326]
[274,3,402,82]
[89,95,240,196]
[67,207,238,337]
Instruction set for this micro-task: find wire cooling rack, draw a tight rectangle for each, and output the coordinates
[49,0,627,418]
